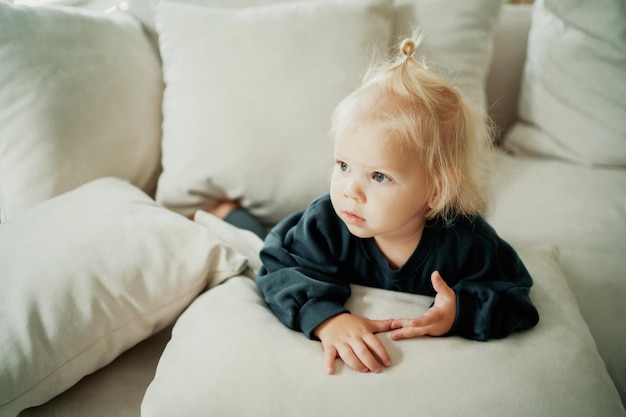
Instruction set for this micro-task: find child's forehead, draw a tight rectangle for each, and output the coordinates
[334,123,419,163]
[335,106,420,151]
[353,83,407,113]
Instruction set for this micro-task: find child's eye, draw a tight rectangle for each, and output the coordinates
[337,161,349,172]
[372,172,391,183]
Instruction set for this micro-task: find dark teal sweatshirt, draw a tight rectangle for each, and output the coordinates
[256,194,539,341]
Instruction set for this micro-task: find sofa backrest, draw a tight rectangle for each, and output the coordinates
[124,0,532,140]
[486,4,531,140]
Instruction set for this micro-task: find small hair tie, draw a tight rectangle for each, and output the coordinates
[400,38,416,59]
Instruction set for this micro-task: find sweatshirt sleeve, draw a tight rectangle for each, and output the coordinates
[446,223,539,341]
[256,202,351,339]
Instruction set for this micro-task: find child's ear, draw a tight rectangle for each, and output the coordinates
[428,184,439,210]
[427,190,438,210]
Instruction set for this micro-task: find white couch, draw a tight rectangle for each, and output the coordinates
[1,0,625,416]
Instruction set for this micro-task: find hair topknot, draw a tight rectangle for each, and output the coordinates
[332,30,493,222]
[400,38,416,58]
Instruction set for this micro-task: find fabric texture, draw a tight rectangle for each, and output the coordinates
[153,0,504,226]
[0,3,163,222]
[127,0,503,117]
[223,207,268,240]
[392,0,503,115]
[487,151,626,404]
[0,178,248,417]
[194,209,265,276]
[154,0,394,224]
[503,0,626,166]
[141,244,625,417]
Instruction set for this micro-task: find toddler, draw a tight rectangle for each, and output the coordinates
[253,36,539,374]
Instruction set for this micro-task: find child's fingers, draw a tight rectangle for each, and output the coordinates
[323,345,338,375]
[390,315,433,340]
[431,271,449,292]
[390,307,448,339]
[431,271,455,300]
[349,342,381,373]
[390,325,431,340]
[388,273,456,341]
[363,333,392,368]
[391,317,428,329]
[318,315,393,374]
[335,343,370,373]
[332,338,390,373]
[368,318,393,334]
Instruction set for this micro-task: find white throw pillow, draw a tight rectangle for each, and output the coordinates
[141,246,625,417]
[503,0,626,166]
[152,0,504,225]
[0,178,248,417]
[0,3,163,222]
[194,210,265,276]
[487,151,626,403]
[127,0,502,115]
[154,0,394,224]
[392,0,503,115]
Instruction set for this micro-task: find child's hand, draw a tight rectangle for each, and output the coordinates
[313,313,393,375]
[390,271,456,339]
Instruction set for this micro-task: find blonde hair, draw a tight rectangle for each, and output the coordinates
[330,35,494,223]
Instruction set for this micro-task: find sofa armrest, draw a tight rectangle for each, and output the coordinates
[486,4,532,141]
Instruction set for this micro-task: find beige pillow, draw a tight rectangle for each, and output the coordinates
[504,0,626,166]
[0,3,163,221]
[154,0,394,224]
[393,0,503,115]
[153,0,504,225]
[0,178,248,417]
[141,245,625,417]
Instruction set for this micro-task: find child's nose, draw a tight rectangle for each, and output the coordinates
[344,180,365,203]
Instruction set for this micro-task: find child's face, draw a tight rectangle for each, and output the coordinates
[330,122,433,243]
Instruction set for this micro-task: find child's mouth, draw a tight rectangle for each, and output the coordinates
[343,210,365,224]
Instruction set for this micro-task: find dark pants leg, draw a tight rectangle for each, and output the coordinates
[223,207,268,240]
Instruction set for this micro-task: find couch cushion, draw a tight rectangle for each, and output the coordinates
[503,0,626,166]
[141,244,626,417]
[154,0,394,224]
[153,0,503,225]
[487,151,626,403]
[0,3,162,221]
[0,178,248,417]
[392,0,502,116]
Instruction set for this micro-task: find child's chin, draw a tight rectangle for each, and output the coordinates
[344,224,373,239]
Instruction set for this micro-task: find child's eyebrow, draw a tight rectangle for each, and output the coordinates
[333,151,398,173]
[360,161,398,174]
